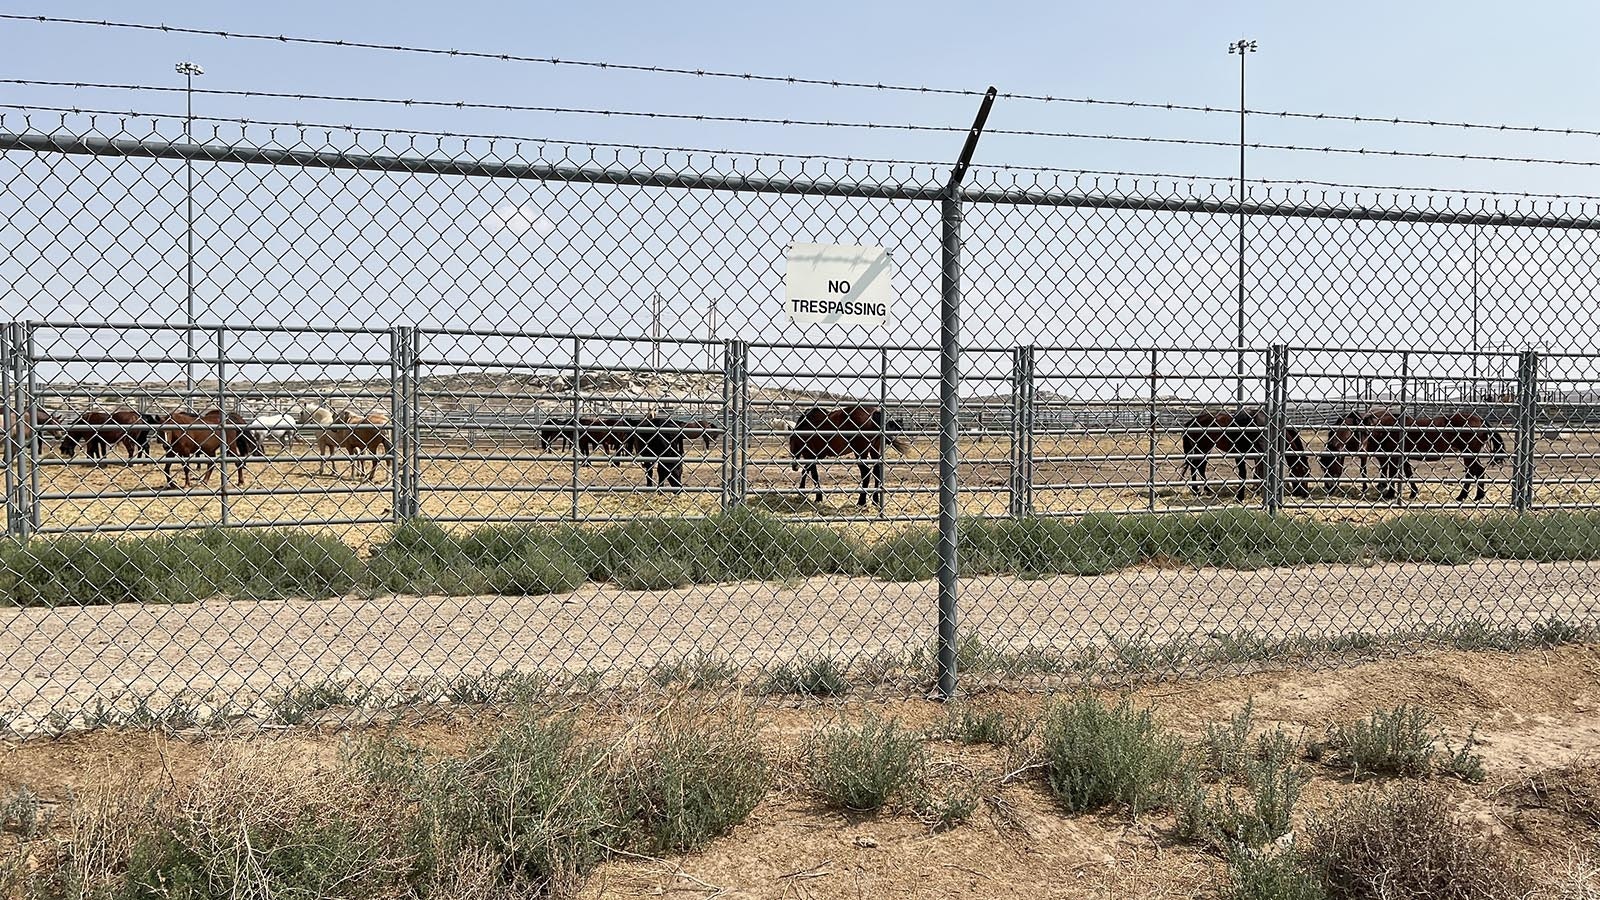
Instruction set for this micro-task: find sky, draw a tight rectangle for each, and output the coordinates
[6,0,1600,195]
[4,1,1600,402]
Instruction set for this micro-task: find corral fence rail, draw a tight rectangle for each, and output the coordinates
[3,115,1600,725]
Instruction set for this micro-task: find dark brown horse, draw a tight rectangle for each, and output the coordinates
[1362,411,1507,502]
[60,409,154,463]
[789,405,908,506]
[158,409,262,488]
[1320,410,1378,494]
[1180,408,1312,501]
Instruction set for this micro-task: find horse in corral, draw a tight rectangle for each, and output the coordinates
[317,415,391,482]
[789,405,909,507]
[1363,411,1507,502]
[251,413,299,451]
[1180,408,1312,501]
[537,418,573,452]
[158,409,262,488]
[577,415,635,466]
[624,416,688,489]
[4,407,61,450]
[60,409,154,464]
[677,418,723,450]
[1320,409,1392,495]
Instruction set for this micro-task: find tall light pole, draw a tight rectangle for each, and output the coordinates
[176,61,204,405]
[1228,39,1256,408]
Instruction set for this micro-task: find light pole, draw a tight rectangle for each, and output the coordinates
[1228,39,1256,409]
[176,61,204,405]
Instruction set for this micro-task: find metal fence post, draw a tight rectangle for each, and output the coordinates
[389,326,404,523]
[735,339,749,507]
[1401,350,1414,506]
[24,323,40,535]
[1009,344,1033,518]
[1147,348,1158,512]
[570,336,582,523]
[2,323,15,538]
[721,338,748,510]
[936,190,963,700]
[409,328,423,519]
[216,327,229,527]
[1513,349,1540,513]
[1264,344,1287,516]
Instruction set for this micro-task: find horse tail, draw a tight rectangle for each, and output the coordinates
[238,427,263,459]
[1490,430,1507,466]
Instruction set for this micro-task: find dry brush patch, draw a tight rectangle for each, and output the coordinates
[3,647,1598,899]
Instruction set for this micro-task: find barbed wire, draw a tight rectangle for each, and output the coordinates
[13,79,1600,170]
[8,12,1600,142]
[8,103,1600,203]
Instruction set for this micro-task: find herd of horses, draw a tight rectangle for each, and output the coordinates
[1182,407,1507,502]
[3,400,1509,506]
[5,404,390,488]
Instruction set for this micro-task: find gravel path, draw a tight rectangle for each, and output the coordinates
[3,560,1597,727]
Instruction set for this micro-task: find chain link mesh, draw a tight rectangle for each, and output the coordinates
[2,112,1597,730]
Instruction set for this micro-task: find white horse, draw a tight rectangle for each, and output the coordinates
[292,404,340,474]
[252,413,299,450]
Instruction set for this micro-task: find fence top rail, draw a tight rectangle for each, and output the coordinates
[25,319,397,337]
[1286,344,1527,358]
[11,129,1600,231]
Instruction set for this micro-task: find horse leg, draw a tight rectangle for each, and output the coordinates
[1406,460,1418,501]
[1234,456,1249,502]
[856,459,870,507]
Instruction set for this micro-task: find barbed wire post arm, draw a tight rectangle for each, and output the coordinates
[935,86,997,701]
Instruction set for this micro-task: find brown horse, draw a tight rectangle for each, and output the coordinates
[5,407,60,448]
[1363,411,1507,502]
[789,405,908,506]
[1320,410,1378,494]
[159,409,262,488]
[1180,408,1312,501]
[60,409,154,463]
[318,417,391,482]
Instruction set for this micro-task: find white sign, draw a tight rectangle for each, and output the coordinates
[784,243,893,326]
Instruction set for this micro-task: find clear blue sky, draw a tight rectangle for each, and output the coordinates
[5,0,1599,196]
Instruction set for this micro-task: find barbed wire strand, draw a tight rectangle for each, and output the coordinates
[11,80,1600,171]
[9,103,1600,203]
[7,13,1600,140]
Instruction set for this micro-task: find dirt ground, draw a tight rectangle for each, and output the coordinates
[3,646,1597,899]
[3,558,1598,732]
[19,430,1600,548]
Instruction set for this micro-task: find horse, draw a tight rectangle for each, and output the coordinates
[317,417,391,482]
[158,409,261,488]
[624,416,688,489]
[1320,409,1391,495]
[251,413,299,451]
[789,405,908,507]
[577,415,633,466]
[677,418,723,450]
[59,409,153,464]
[5,407,61,450]
[1180,408,1312,501]
[537,419,573,452]
[1363,411,1508,502]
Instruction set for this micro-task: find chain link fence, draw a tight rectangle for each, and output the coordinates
[2,114,1598,729]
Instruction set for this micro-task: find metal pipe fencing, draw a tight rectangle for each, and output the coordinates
[4,117,1600,727]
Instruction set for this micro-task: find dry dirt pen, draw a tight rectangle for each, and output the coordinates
[22,431,1600,548]
[2,645,1597,899]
